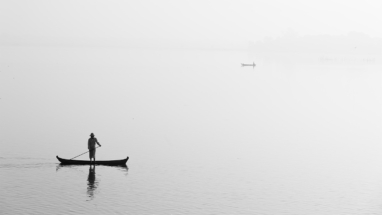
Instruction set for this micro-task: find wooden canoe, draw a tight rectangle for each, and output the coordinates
[56,156,129,166]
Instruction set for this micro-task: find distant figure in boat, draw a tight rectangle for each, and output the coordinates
[241,62,256,68]
[88,133,101,162]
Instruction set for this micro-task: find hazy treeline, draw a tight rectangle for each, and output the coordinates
[250,32,382,55]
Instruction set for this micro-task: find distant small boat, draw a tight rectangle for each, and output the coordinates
[56,156,129,166]
[241,62,256,68]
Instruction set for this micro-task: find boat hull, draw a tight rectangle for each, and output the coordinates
[56,156,129,166]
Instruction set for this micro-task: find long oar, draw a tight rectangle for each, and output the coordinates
[70,146,101,160]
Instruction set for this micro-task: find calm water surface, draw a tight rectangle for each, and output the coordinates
[1,47,381,214]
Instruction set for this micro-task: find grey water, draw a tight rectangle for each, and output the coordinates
[1,47,381,214]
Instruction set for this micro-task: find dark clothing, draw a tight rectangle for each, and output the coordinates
[88,137,99,150]
[89,148,96,158]
[88,137,101,159]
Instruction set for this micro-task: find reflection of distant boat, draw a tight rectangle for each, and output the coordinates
[241,62,256,68]
[56,156,129,166]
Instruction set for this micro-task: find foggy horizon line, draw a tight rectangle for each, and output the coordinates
[2,31,382,54]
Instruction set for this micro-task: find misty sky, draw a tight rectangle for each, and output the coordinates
[1,0,382,46]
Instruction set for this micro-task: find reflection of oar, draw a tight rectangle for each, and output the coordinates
[70,146,101,160]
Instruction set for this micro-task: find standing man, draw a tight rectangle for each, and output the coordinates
[88,133,101,162]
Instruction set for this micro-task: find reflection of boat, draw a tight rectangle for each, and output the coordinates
[241,62,256,68]
[56,156,129,166]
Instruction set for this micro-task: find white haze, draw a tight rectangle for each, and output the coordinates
[1,0,382,47]
[1,2,382,214]
[0,0,381,169]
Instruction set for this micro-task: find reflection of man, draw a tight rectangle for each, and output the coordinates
[87,165,97,199]
[88,133,101,162]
